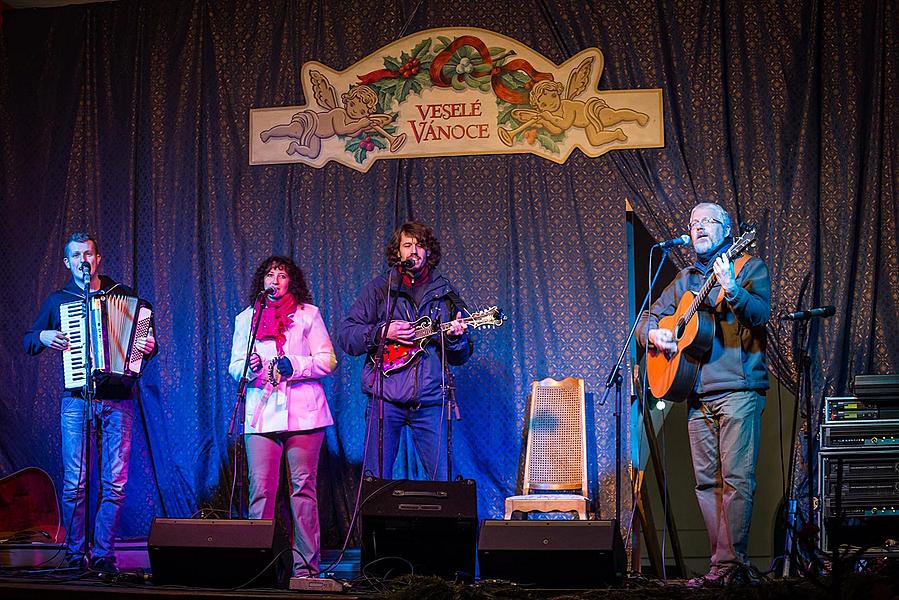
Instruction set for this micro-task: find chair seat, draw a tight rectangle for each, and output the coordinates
[504,494,589,520]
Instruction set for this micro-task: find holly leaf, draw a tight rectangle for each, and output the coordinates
[411,38,431,59]
[400,51,410,63]
[372,137,387,150]
[489,47,505,56]
[383,55,401,71]
[346,138,361,152]
[536,132,560,154]
[377,90,393,112]
[355,148,367,163]
[512,70,532,83]
[497,104,515,124]
[457,45,476,59]
[415,71,431,88]
[396,79,414,103]
[500,72,519,89]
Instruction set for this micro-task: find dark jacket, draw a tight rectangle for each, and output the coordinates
[636,255,770,396]
[24,275,159,399]
[336,268,474,407]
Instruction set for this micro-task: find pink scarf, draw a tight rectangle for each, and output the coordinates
[255,293,298,355]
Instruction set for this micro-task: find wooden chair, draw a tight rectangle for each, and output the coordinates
[504,377,589,519]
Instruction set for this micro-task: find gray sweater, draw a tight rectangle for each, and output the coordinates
[636,255,771,397]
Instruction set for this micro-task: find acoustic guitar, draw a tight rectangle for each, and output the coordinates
[646,228,757,402]
[372,306,506,375]
[0,467,63,544]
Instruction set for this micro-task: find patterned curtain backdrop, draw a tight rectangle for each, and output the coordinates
[1,0,896,544]
[0,0,634,544]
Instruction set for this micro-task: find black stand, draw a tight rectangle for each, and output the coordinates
[781,317,815,577]
[370,266,405,478]
[439,329,460,481]
[228,292,267,518]
[80,267,97,561]
[599,247,672,526]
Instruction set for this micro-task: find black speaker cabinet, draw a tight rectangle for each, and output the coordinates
[148,518,286,588]
[478,519,626,588]
[360,476,478,580]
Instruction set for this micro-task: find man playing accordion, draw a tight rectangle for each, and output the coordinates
[23,232,158,573]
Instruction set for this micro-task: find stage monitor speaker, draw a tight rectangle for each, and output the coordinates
[360,476,478,580]
[478,519,626,588]
[148,518,286,588]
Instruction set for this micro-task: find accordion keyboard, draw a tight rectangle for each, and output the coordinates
[60,300,88,390]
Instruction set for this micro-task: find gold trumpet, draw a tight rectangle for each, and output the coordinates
[369,114,407,152]
[498,116,540,147]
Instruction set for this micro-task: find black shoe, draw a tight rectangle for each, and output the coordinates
[89,557,118,574]
[65,556,85,570]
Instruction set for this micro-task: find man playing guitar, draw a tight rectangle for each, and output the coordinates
[336,221,472,481]
[637,203,771,587]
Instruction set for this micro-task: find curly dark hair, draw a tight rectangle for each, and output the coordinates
[384,221,441,269]
[248,256,312,306]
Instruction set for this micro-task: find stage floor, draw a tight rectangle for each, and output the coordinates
[0,546,896,599]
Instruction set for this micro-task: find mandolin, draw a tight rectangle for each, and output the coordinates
[646,228,757,402]
[372,306,506,375]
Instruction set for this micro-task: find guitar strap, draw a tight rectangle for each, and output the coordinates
[714,254,752,306]
[445,288,469,315]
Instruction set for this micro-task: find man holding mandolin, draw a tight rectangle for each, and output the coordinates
[336,221,473,481]
[637,203,771,587]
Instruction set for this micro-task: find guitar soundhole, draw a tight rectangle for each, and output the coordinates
[674,319,685,339]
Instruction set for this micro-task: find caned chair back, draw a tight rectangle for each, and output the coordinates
[522,376,588,497]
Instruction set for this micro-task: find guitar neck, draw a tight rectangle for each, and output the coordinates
[683,245,741,322]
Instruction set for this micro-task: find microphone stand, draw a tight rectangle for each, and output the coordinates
[439,327,459,481]
[80,265,97,562]
[599,246,672,527]
[228,291,267,518]
[781,315,816,577]
[371,264,406,478]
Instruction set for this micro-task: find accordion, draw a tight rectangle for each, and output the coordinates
[60,293,153,391]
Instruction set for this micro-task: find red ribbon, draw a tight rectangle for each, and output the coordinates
[358,69,401,85]
[428,35,553,105]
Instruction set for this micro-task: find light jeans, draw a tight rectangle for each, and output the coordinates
[60,395,134,565]
[363,400,447,481]
[246,430,324,577]
[687,390,765,569]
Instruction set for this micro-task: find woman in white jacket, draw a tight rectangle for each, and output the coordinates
[229,256,336,578]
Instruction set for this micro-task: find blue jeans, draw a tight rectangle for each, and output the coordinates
[60,395,134,564]
[687,390,765,569]
[364,400,447,480]
[246,430,324,577]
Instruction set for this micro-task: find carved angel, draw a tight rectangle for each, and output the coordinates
[499,57,650,148]
[259,70,406,159]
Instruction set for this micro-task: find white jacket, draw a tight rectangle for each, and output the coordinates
[229,303,336,433]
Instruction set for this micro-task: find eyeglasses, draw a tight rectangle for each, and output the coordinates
[689,216,723,230]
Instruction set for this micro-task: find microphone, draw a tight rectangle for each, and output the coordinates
[399,259,416,269]
[779,305,836,321]
[264,285,277,296]
[654,234,691,249]
[80,261,91,273]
